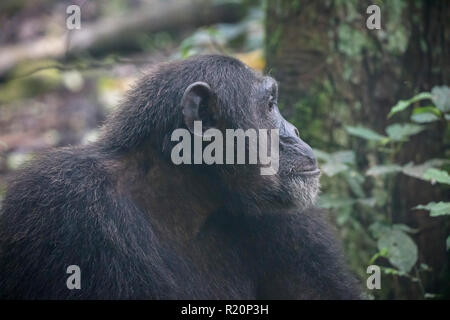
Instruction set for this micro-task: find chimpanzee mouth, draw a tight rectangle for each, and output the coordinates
[288,163,320,177]
[287,167,321,178]
[299,168,321,176]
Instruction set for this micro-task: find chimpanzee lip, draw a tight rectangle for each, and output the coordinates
[288,167,321,177]
[299,168,321,176]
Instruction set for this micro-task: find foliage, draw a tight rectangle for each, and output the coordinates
[414,202,450,217]
[316,85,450,299]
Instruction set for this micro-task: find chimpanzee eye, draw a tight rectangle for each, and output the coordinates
[268,95,276,111]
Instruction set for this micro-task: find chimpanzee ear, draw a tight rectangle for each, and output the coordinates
[181,81,215,133]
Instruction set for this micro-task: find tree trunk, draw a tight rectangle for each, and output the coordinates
[265,0,449,299]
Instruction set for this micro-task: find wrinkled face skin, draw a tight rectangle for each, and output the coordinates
[251,74,320,211]
[216,68,321,212]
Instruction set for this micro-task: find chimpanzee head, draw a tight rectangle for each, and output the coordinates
[100,55,320,212]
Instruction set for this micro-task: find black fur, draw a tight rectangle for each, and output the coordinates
[0,55,360,299]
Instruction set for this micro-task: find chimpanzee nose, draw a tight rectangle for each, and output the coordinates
[300,140,316,163]
[285,121,300,138]
[284,120,317,165]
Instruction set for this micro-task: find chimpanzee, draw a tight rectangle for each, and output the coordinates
[0,55,360,299]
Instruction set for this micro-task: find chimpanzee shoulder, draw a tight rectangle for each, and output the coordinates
[0,147,181,299]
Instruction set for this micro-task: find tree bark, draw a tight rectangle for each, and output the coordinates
[265,0,449,299]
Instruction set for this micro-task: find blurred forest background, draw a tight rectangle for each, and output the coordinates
[0,0,449,299]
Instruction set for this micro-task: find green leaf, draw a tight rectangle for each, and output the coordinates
[431,86,450,113]
[369,248,389,264]
[388,100,409,118]
[377,229,418,273]
[424,293,441,299]
[332,150,355,165]
[312,149,331,162]
[385,123,424,141]
[419,263,431,272]
[315,150,356,177]
[414,202,450,217]
[336,210,351,226]
[412,106,442,116]
[388,92,432,118]
[381,267,408,277]
[411,112,440,123]
[317,194,355,209]
[357,198,377,207]
[402,159,449,180]
[313,149,355,165]
[374,188,388,206]
[345,126,387,141]
[423,168,450,185]
[343,171,366,198]
[366,165,403,176]
[401,162,428,180]
[392,224,419,234]
[320,161,348,177]
[369,222,391,239]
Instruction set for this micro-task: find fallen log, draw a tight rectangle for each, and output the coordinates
[0,0,244,77]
